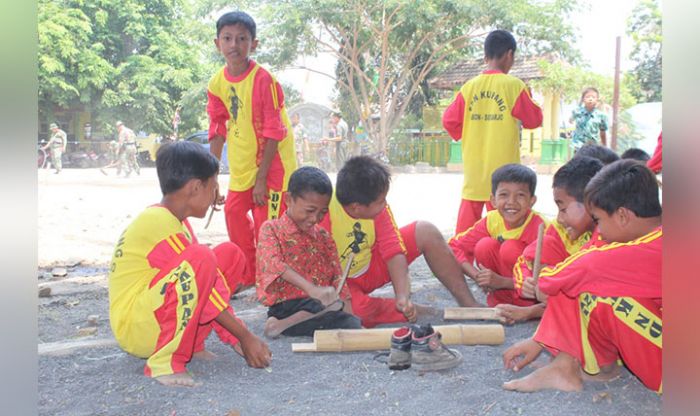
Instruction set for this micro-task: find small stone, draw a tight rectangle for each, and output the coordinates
[51,267,67,277]
[364,392,370,398]
[38,287,52,297]
[225,411,241,416]
[77,327,97,336]
[87,315,100,327]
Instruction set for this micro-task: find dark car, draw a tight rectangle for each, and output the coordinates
[184,131,229,174]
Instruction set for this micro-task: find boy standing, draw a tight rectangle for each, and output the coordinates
[503,160,662,393]
[108,141,270,387]
[116,121,140,177]
[448,164,546,308]
[256,166,361,337]
[320,156,482,328]
[442,30,543,233]
[207,11,297,291]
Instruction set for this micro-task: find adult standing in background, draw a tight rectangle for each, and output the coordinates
[116,121,140,177]
[323,111,349,170]
[42,123,67,174]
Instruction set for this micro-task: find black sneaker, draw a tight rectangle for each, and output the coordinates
[411,324,463,372]
[388,326,413,370]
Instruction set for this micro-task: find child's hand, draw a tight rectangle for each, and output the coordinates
[310,286,339,307]
[521,277,536,299]
[395,295,417,322]
[239,334,272,369]
[474,266,501,290]
[252,181,268,206]
[502,338,543,372]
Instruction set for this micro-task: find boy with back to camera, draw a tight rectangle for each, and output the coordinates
[320,156,482,329]
[256,166,362,338]
[503,160,662,393]
[500,156,605,324]
[207,11,297,293]
[448,164,546,309]
[442,29,543,233]
[108,141,270,387]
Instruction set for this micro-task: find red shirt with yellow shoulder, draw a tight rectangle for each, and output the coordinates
[448,209,546,265]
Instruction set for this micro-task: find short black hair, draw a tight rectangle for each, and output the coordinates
[552,156,604,202]
[621,147,651,162]
[584,159,662,217]
[216,11,256,39]
[336,156,390,205]
[156,141,219,195]
[484,30,517,60]
[491,163,536,196]
[580,87,599,103]
[574,144,620,165]
[288,166,333,198]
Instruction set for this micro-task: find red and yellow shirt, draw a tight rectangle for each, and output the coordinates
[255,213,351,306]
[320,197,406,279]
[442,70,543,201]
[512,223,601,293]
[538,226,662,303]
[448,209,546,264]
[207,60,297,192]
[108,206,230,353]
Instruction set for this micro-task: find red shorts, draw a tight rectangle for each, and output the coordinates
[346,222,420,328]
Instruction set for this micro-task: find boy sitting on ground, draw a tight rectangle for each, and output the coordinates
[108,141,271,387]
[499,156,605,324]
[320,156,482,328]
[448,164,546,308]
[256,166,362,337]
[503,159,662,393]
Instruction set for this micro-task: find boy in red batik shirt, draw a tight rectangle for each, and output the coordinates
[108,142,270,388]
[320,156,482,329]
[442,30,543,233]
[449,164,546,308]
[207,11,297,292]
[501,156,605,323]
[503,160,662,393]
[256,166,361,337]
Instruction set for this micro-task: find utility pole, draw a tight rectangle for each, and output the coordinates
[611,36,621,151]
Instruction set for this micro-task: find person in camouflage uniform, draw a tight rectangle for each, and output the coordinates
[116,121,140,177]
[41,123,67,174]
[100,140,123,176]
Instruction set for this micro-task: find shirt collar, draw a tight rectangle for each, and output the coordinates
[280,212,319,238]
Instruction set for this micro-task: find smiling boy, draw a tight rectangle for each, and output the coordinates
[255,166,361,337]
[449,164,546,307]
[207,11,297,292]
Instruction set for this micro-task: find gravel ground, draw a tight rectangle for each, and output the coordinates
[37,168,661,416]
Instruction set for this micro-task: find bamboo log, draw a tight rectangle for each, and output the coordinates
[531,222,546,283]
[292,324,504,353]
[443,307,500,321]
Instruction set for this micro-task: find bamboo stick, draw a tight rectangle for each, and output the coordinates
[443,307,500,321]
[292,324,504,353]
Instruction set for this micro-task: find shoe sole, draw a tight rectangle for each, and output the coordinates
[412,349,463,372]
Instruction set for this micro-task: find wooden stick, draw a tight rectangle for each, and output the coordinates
[335,252,355,295]
[204,205,216,229]
[531,222,546,283]
[39,338,118,356]
[443,307,500,321]
[291,324,504,353]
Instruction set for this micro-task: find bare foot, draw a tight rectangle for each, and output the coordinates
[503,352,583,392]
[192,350,217,361]
[155,372,200,387]
[582,363,621,382]
[495,304,544,325]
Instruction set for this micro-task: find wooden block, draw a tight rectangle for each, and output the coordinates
[291,342,318,353]
[444,307,500,321]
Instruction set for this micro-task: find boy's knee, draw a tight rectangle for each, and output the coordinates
[414,220,443,246]
[474,237,500,258]
[183,244,217,276]
[500,239,526,265]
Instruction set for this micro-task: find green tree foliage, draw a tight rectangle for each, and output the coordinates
[626,0,662,102]
[38,0,214,137]
[255,0,579,154]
